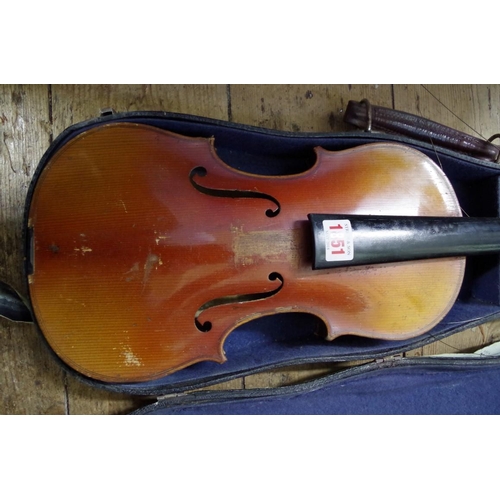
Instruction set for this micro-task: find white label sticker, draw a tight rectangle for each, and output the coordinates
[323,220,354,262]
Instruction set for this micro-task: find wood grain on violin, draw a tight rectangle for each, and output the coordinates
[27,122,464,382]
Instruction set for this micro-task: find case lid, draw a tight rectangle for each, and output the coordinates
[134,343,500,414]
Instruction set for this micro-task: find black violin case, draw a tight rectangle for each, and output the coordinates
[8,109,500,414]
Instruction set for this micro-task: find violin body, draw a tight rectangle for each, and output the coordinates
[27,122,464,382]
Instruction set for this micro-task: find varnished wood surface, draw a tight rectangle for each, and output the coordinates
[1,84,500,413]
[29,129,464,382]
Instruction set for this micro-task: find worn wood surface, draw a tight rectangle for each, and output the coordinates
[1,84,499,413]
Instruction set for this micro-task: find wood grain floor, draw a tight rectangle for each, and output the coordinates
[1,84,500,414]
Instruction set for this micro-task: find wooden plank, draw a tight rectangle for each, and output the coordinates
[405,323,500,357]
[393,84,500,143]
[242,362,363,389]
[229,84,393,132]
[51,84,230,136]
[0,84,67,414]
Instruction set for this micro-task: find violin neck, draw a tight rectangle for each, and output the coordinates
[308,214,500,270]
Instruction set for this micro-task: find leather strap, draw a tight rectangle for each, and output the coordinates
[344,99,500,163]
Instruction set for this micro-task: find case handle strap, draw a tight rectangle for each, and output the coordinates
[344,99,500,163]
[0,281,32,323]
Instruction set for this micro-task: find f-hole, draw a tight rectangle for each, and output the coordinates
[194,272,284,332]
[189,166,281,218]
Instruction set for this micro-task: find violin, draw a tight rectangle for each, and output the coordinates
[26,122,500,383]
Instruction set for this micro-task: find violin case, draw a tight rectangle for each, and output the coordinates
[8,108,500,414]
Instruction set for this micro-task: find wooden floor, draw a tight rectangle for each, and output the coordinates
[1,84,500,414]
